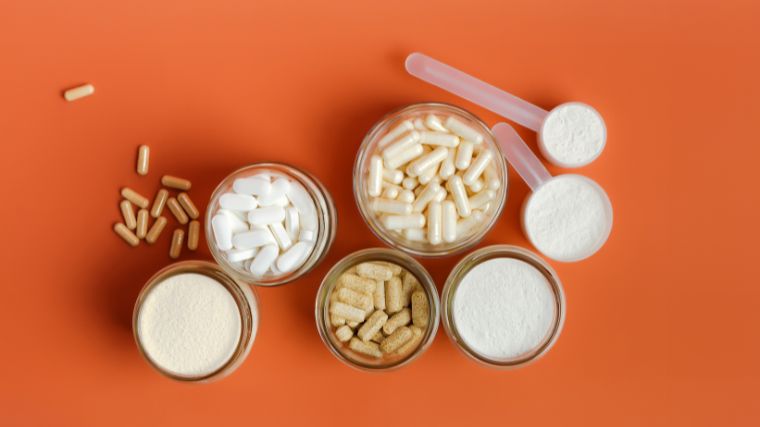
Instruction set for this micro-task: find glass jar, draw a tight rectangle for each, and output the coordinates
[315,248,440,371]
[133,260,258,382]
[206,162,337,286]
[441,245,565,369]
[354,102,508,257]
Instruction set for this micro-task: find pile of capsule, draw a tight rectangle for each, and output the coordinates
[329,261,428,359]
[113,145,201,259]
[210,172,319,278]
[366,114,500,245]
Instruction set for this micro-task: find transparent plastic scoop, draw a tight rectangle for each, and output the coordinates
[405,53,606,168]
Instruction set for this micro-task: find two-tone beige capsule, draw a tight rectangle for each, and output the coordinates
[161,175,192,190]
[136,145,149,176]
[119,200,137,230]
[113,223,139,247]
[136,209,149,239]
[349,337,382,358]
[177,192,199,219]
[145,216,167,244]
[380,326,413,354]
[385,276,403,313]
[121,187,149,209]
[166,197,189,224]
[357,310,388,342]
[150,189,169,218]
[169,229,185,259]
[329,301,367,323]
[63,84,94,102]
[187,220,200,250]
[356,262,393,281]
[383,308,411,335]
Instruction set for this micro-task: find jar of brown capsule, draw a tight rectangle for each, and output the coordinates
[353,102,508,257]
[315,248,440,371]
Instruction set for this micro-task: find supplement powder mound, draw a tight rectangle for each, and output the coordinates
[453,258,556,360]
[542,103,605,166]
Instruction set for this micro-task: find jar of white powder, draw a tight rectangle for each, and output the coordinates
[133,261,258,381]
[441,245,565,368]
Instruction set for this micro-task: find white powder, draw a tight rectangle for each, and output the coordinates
[137,273,242,377]
[541,103,605,167]
[524,175,611,261]
[453,258,557,360]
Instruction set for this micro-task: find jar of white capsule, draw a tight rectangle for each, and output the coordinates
[441,245,565,369]
[354,103,508,257]
[133,261,258,382]
[206,162,337,286]
[315,248,440,371]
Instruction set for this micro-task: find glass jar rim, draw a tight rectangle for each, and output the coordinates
[441,244,566,369]
[353,102,508,258]
[314,247,440,371]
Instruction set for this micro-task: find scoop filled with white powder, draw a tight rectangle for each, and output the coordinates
[135,270,249,379]
[540,102,606,168]
[493,123,612,262]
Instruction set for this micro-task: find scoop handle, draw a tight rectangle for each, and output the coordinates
[405,52,548,131]
[492,123,552,192]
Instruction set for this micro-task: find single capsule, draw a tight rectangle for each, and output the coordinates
[145,216,167,244]
[161,175,192,190]
[150,189,169,218]
[444,116,483,144]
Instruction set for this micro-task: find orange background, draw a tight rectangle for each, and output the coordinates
[2,0,759,425]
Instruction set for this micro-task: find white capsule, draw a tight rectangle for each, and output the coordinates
[219,193,258,211]
[382,168,403,184]
[285,207,300,240]
[413,118,427,130]
[382,186,399,199]
[463,149,493,185]
[219,209,249,233]
[468,178,485,193]
[211,214,233,251]
[382,214,425,230]
[455,140,474,170]
[447,175,471,218]
[398,189,415,204]
[425,114,448,132]
[286,181,318,231]
[445,116,484,144]
[433,186,447,202]
[456,210,485,236]
[409,146,448,177]
[378,120,414,148]
[484,165,501,190]
[442,201,457,243]
[385,143,424,170]
[368,155,383,197]
[276,241,310,272]
[371,198,413,215]
[247,206,286,225]
[232,228,275,249]
[299,229,316,242]
[226,247,258,263]
[412,181,441,213]
[419,131,459,147]
[417,163,438,185]
[403,228,426,242]
[258,177,291,206]
[233,176,271,195]
[439,148,456,180]
[269,222,293,251]
[402,176,418,190]
[469,189,496,210]
[382,131,421,161]
[249,244,279,276]
[427,202,442,245]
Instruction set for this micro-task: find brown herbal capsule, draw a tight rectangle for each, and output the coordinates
[145,216,167,244]
[119,200,137,230]
[383,308,411,335]
[357,310,388,342]
[150,189,169,218]
[167,197,188,224]
[136,145,149,176]
[177,192,200,219]
[113,223,139,247]
[394,326,423,356]
[187,220,200,250]
[349,337,382,358]
[121,187,149,209]
[136,209,149,239]
[411,290,429,327]
[380,326,413,354]
[169,228,184,259]
[385,276,403,313]
[161,175,192,190]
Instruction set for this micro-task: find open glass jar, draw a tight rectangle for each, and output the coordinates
[441,245,565,369]
[206,162,337,286]
[133,261,258,382]
[315,248,440,371]
[354,102,508,257]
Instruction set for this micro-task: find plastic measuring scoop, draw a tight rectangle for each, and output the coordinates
[492,123,613,262]
[406,53,607,168]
